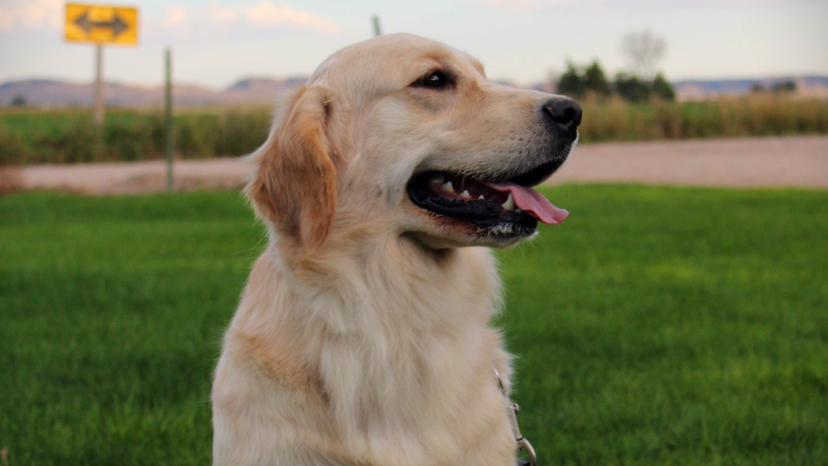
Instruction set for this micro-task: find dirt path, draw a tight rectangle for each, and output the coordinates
[12,158,249,195]
[550,135,828,188]
[4,136,827,195]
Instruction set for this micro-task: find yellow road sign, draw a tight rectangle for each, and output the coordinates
[65,3,138,45]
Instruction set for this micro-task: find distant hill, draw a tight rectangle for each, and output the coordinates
[2,75,826,107]
[672,76,828,101]
[0,77,307,107]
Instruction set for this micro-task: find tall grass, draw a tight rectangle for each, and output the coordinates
[0,108,272,165]
[1,94,827,166]
[578,94,828,143]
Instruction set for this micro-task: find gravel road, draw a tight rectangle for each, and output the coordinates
[5,136,826,195]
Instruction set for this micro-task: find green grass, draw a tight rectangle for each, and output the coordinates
[1,186,827,465]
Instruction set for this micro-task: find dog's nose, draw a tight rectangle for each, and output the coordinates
[542,98,582,134]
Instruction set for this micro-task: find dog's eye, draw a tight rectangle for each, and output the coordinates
[416,71,451,89]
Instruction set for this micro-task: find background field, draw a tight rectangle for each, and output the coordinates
[2,94,827,166]
[1,185,827,465]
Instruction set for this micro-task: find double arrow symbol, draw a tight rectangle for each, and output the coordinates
[74,10,129,37]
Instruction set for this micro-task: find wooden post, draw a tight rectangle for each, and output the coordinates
[94,43,104,126]
[165,48,174,192]
[372,15,381,36]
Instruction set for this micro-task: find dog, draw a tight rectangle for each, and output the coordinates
[212,33,581,466]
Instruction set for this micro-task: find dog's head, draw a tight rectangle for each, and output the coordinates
[247,33,581,253]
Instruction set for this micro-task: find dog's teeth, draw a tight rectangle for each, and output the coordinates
[461,190,472,199]
[443,181,455,193]
[501,193,515,211]
[479,195,485,201]
[431,174,445,185]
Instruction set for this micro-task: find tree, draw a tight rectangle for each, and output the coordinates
[772,81,796,93]
[651,73,676,101]
[557,62,586,98]
[584,61,611,97]
[11,95,27,107]
[614,73,650,103]
[556,58,673,103]
[621,30,666,81]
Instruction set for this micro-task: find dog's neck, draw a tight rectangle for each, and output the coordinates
[269,232,502,335]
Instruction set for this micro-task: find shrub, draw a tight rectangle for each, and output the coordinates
[652,73,676,101]
[614,73,651,103]
[557,62,586,98]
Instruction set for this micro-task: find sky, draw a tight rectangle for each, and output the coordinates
[1,0,827,89]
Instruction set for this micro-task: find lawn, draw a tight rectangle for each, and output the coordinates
[1,185,826,465]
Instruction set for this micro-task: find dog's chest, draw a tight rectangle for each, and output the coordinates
[317,323,514,466]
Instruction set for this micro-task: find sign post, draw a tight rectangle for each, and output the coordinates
[94,43,103,125]
[372,15,382,36]
[65,3,138,126]
[165,48,174,192]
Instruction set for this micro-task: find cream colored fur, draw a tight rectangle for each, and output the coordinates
[212,33,570,466]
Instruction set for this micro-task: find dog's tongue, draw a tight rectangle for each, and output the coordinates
[489,183,569,225]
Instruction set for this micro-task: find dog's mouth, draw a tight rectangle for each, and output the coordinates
[406,160,568,237]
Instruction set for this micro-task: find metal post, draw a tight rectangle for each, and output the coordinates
[165,48,174,192]
[94,43,104,126]
[372,15,381,36]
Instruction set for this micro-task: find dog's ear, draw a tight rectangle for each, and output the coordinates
[247,86,348,251]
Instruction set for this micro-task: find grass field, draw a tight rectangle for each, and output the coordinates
[0,108,270,166]
[1,186,827,465]
[2,94,827,165]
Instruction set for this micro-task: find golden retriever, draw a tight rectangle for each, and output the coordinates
[212,33,581,466]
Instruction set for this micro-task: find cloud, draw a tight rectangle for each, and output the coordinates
[464,0,817,10]
[199,2,337,33]
[242,2,338,32]
[463,0,547,10]
[206,4,238,24]
[162,6,189,29]
[0,0,62,33]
